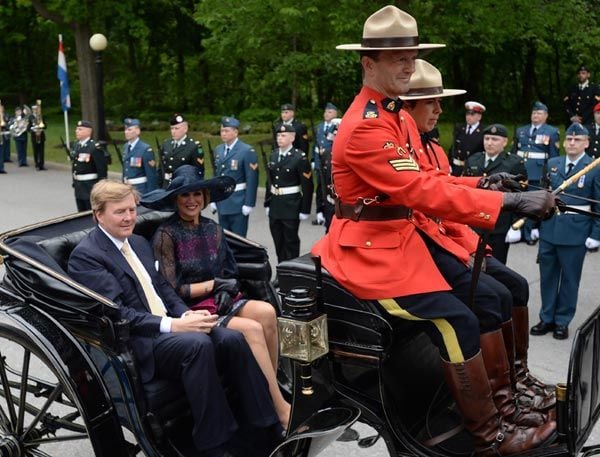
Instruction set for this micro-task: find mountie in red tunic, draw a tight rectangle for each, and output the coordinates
[312,86,502,300]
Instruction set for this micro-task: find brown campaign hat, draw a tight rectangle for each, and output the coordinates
[401,60,466,101]
[336,6,445,51]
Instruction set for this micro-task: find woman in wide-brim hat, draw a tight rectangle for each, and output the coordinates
[141,165,291,428]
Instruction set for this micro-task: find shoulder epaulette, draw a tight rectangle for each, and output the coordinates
[363,99,379,119]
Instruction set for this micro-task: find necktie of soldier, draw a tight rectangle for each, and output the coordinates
[127,144,132,155]
[531,127,537,138]
[567,162,574,175]
[121,241,166,317]
[466,126,472,135]
[225,146,230,158]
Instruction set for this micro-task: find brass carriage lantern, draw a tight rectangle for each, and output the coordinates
[278,287,329,365]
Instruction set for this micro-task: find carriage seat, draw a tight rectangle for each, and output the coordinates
[277,254,420,356]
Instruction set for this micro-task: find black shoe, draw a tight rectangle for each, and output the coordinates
[37,167,47,171]
[526,239,538,246]
[0,170,6,174]
[588,247,599,253]
[19,163,28,167]
[4,159,12,163]
[530,321,555,336]
[553,325,569,340]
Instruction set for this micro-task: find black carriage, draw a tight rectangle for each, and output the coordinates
[1,209,600,457]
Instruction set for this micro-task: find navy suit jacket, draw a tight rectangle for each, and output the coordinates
[68,227,189,382]
[540,154,600,245]
[214,139,259,215]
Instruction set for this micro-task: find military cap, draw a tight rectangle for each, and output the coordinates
[77,120,93,128]
[578,65,590,72]
[565,123,589,137]
[465,101,486,113]
[170,113,186,125]
[277,124,296,133]
[280,103,295,111]
[594,103,600,113]
[531,101,548,112]
[325,102,338,111]
[124,118,140,128]
[483,124,508,138]
[221,116,240,129]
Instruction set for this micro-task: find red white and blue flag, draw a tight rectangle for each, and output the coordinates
[57,35,71,112]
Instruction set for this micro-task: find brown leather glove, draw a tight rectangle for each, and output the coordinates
[502,191,556,220]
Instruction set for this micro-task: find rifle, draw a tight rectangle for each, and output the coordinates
[259,142,273,192]
[206,139,218,213]
[155,136,165,187]
[59,135,71,159]
[206,139,217,177]
[112,142,124,170]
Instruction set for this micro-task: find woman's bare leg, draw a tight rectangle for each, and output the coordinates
[238,300,279,371]
[227,315,290,428]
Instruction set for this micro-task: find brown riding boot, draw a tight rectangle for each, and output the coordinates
[500,319,517,388]
[513,306,556,412]
[480,329,549,427]
[442,352,556,456]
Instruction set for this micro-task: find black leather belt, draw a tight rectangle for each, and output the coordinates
[335,200,412,221]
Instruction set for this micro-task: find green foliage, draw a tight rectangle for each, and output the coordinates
[1,0,598,128]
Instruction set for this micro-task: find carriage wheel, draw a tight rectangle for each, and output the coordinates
[0,327,94,457]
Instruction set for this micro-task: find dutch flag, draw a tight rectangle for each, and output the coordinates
[57,35,71,112]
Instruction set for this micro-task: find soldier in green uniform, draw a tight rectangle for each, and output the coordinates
[70,120,108,212]
[264,124,313,263]
[464,124,527,264]
[160,113,205,187]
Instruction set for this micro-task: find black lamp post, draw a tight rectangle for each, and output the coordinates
[89,33,108,142]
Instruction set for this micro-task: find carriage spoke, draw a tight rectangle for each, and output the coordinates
[26,447,53,457]
[26,432,89,445]
[21,385,62,440]
[0,354,18,431]
[17,349,31,435]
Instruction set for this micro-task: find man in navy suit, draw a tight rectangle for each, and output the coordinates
[210,117,259,237]
[68,180,279,457]
[122,118,159,195]
[530,123,600,340]
[512,101,560,245]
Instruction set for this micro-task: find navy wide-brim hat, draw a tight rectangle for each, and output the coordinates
[140,165,236,211]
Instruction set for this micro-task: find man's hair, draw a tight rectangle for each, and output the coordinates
[91,179,140,214]
[403,100,417,109]
[359,50,381,61]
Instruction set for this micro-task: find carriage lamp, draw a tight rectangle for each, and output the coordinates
[278,287,329,394]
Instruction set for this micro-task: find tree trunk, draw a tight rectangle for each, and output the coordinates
[73,23,100,133]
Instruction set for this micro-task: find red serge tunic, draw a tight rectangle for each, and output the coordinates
[311,86,502,300]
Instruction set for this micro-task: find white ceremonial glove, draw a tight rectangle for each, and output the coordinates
[530,228,540,241]
[265,207,270,217]
[299,213,309,221]
[316,212,326,225]
[505,228,522,244]
[209,202,218,214]
[311,162,316,170]
[585,238,600,249]
[242,205,253,216]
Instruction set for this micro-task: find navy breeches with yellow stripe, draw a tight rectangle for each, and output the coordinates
[377,237,513,363]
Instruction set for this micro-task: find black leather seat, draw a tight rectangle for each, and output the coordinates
[277,254,420,356]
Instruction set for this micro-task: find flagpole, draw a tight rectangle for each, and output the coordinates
[58,34,71,151]
[64,110,70,151]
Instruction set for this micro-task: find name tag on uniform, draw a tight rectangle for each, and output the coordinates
[130,156,142,168]
[230,159,238,171]
[578,175,586,188]
[77,153,91,162]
